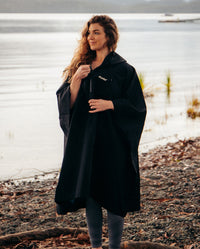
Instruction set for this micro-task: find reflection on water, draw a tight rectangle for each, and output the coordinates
[0,13,200,180]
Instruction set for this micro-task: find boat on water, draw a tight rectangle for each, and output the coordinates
[159,17,200,23]
[164,13,174,17]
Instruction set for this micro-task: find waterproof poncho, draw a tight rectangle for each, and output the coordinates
[55,52,146,217]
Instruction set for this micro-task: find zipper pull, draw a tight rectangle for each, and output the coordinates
[89,64,93,99]
[89,79,93,99]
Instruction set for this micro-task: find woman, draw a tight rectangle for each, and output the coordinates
[55,15,146,249]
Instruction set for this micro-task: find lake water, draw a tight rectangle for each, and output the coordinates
[0,13,200,180]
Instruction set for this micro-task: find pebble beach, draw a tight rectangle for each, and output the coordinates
[0,137,199,249]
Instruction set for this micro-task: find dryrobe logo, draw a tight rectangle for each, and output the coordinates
[98,75,108,81]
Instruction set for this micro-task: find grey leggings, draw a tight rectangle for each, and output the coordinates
[86,197,124,249]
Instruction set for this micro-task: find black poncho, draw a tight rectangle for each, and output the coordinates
[55,52,146,217]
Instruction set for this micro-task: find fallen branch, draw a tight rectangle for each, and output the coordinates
[0,227,88,247]
[0,227,181,249]
[0,226,181,249]
[120,241,180,249]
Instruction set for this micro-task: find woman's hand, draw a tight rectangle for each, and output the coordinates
[88,99,114,113]
[70,65,91,92]
[72,65,91,82]
[70,65,91,108]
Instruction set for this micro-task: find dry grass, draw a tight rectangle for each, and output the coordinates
[187,97,200,119]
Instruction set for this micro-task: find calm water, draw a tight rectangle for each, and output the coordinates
[0,13,200,180]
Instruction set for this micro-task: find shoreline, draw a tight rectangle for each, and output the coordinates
[1,134,199,183]
[0,137,199,248]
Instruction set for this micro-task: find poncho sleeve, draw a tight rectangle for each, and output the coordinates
[112,66,147,172]
[56,79,71,137]
[112,67,146,115]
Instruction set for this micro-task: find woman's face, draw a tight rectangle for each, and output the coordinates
[87,23,108,51]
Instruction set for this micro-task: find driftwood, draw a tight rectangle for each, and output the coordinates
[0,227,180,249]
[0,227,88,247]
[120,241,180,249]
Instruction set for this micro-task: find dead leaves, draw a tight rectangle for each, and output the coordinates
[140,138,200,170]
[0,138,199,248]
[147,198,172,203]
[0,228,90,249]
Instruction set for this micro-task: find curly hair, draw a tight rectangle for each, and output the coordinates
[62,15,119,82]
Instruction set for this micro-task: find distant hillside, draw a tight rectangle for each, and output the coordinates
[0,0,200,13]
